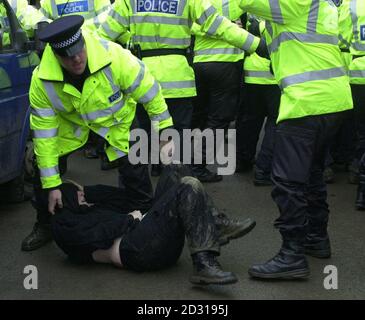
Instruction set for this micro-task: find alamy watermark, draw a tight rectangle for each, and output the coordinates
[128,125,236,176]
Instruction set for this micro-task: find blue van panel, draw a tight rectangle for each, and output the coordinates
[0,52,36,184]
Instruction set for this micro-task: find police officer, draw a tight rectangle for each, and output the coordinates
[237,0,353,279]
[236,14,280,186]
[338,0,365,209]
[189,0,245,182]
[21,15,173,251]
[97,0,268,182]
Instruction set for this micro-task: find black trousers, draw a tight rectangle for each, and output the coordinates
[135,98,193,162]
[351,85,365,163]
[271,112,345,242]
[33,150,153,225]
[120,164,220,272]
[191,61,243,167]
[236,83,281,173]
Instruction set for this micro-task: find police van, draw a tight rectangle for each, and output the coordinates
[0,0,39,202]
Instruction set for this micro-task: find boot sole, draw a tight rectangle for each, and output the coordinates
[219,220,256,246]
[190,275,238,285]
[305,249,331,259]
[21,239,52,252]
[253,180,272,187]
[248,268,310,280]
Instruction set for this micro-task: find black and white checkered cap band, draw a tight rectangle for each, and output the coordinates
[51,29,82,49]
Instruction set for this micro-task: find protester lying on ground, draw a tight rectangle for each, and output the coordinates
[46,165,256,285]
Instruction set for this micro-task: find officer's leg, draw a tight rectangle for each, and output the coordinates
[249,117,317,279]
[117,156,153,214]
[305,112,343,258]
[356,152,365,210]
[254,84,280,186]
[236,83,266,173]
[21,155,69,251]
[349,85,365,184]
[203,61,243,180]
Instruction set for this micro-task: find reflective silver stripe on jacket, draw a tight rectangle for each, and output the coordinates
[241,33,256,51]
[139,81,159,104]
[350,0,359,40]
[160,80,195,89]
[244,71,275,79]
[33,128,58,138]
[88,0,95,15]
[50,0,58,18]
[101,22,122,40]
[133,35,191,46]
[339,34,351,50]
[74,126,82,138]
[195,48,243,56]
[31,107,56,117]
[350,0,365,51]
[206,15,224,36]
[222,0,229,18]
[280,67,347,89]
[82,100,125,121]
[269,0,284,24]
[269,32,338,53]
[40,165,59,177]
[197,6,217,25]
[113,147,127,158]
[307,0,320,33]
[111,9,129,26]
[125,61,145,94]
[95,5,110,16]
[98,127,110,139]
[131,16,190,27]
[349,70,365,78]
[150,110,171,122]
[103,66,119,93]
[43,81,67,112]
[40,7,52,19]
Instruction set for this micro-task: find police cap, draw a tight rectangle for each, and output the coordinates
[38,15,85,57]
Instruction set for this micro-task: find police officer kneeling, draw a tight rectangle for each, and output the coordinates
[22,15,173,251]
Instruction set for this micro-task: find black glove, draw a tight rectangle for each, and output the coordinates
[255,38,270,60]
[248,17,260,36]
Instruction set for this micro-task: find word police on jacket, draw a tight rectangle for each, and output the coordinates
[137,0,178,14]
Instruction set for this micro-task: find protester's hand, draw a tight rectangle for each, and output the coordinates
[248,17,260,36]
[48,189,63,215]
[160,139,175,165]
[255,38,270,60]
[128,210,143,221]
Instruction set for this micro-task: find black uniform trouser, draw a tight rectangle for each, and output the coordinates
[33,151,153,226]
[236,83,281,173]
[271,112,345,242]
[351,85,365,167]
[135,98,193,162]
[191,61,243,168]
[120,164,220,272]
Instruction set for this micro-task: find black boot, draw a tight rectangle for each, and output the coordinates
[214,213,256,246]
[304,234,331,258]
[248,241,309,279]
[190,252,237,285]
[191,166,222,183]
[235,160,253,173]
[21,223,53,251]
[253,166,272,186]
[355,174,365,210]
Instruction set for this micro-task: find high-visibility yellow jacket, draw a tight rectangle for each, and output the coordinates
[192,0,244,63]
[30,32,173,189]
[244,15,276,85]
[40,0,111,32]
[338,0,365,84]
[0,0,49,43]
[98,0,260,99]
[239,0,353,123]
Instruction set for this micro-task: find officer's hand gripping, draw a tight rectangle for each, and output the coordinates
[48,189,63,215]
